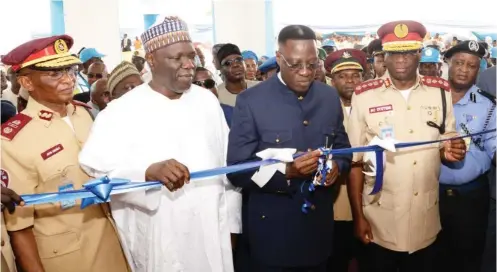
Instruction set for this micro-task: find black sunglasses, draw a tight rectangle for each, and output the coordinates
[193,79,216,89]
[88,73,104,79]
[221,57,244,67]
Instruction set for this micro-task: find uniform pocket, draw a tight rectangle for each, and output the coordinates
[420,106,443,139]
[362,188,397,244]
[36,230,82,259]
[260,130,292,149]
[423,188,441,240]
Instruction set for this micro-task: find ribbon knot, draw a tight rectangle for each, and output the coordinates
[80,177,130,208]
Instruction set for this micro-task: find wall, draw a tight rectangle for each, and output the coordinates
[63,0,122,70]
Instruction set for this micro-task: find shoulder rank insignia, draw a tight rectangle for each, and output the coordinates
[421,76,451,91]
[355,79,384,95]
[477,89,496,105]
[1,114,32,141]
[71,100,92,110]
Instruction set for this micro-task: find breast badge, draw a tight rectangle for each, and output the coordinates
[1,169,9,187]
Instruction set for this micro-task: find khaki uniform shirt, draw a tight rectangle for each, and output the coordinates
[1,216,16,272]
[1,98,128,272]
[333,100,353,221]
[217,80,259,106]
[347,74,457,253]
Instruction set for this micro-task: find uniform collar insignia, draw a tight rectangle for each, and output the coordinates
[470,92,477,103]
[38,110,53,121]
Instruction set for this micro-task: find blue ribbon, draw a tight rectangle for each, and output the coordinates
[20,129,496,208]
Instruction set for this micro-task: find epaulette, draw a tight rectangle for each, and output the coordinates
[477,89,496,105]
[421,76,450,91]
[71,100,92,110]
[1,114,32,141]
[355,79,384,95]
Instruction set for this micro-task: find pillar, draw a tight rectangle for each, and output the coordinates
[264,0,275,57]
[143,14,159,30]
[212,0,275,57]
[50,0,65,35]
[63,0,122,70]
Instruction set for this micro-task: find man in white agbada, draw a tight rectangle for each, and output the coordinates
[78,16,241,272]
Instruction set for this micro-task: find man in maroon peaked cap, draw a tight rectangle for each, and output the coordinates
[1,35,128,272]
[324,48,367,271]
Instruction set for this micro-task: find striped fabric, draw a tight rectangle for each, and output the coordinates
[141,16,192,53]
[107,61,141,95]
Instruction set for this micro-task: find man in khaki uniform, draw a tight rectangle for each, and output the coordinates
[324,48,368,271]
[347,21,467,272]
[1,35,128,272]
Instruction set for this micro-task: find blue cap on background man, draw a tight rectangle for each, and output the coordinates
[322,39,336,48]
[242,50,258,63]
[258,56,278,73]
[420,47,442,63]
[79,48,106,64]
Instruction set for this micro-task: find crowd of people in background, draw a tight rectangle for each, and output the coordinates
[0,17,496,272]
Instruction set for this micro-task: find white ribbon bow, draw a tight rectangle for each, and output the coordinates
[362,136,398,177]
[251,148,296,187]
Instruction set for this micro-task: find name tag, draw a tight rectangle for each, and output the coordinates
[369,104,393,114]
[41,144,64,160]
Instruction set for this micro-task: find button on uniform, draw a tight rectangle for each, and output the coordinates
[298,96,304,101]
[303,120,309,126]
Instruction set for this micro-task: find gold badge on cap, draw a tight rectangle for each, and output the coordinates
[54,39,68,54]
[342,51,352,59]
[394,24,409,39]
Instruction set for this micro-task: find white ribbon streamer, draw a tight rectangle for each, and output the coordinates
[363,136,398,177]
[251,148,296,187]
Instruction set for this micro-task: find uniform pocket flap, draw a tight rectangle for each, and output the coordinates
[362,187,395,210]
[36,231,82,259]
[260,131,292,144]
[321,126,335,135]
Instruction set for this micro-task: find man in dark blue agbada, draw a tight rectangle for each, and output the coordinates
[227,25,351,272]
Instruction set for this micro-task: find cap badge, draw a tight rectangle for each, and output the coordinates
[468,41,479,52]
[425,49,432,56]
[394,24,409,39]
[342,51,352,59]
[54,39,68,54]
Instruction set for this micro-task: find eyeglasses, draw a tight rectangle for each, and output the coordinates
[221,57,244,67]
[88,73,104,79]
[193,78,216,89]
[278,52,320,72]
[26,66,78,80]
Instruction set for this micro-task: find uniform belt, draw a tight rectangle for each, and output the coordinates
[440,174,488,196]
